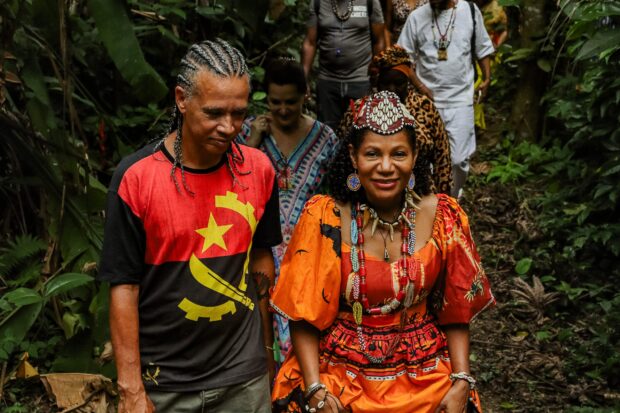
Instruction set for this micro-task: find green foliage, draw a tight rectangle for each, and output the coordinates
[0,0,307,388]
[495,0,620,406]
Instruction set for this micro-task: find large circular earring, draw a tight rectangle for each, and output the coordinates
[347,170,361,192]
[407,172,415,190]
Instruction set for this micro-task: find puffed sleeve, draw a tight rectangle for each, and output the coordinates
[432,195,495,325]
[270,195,342,330]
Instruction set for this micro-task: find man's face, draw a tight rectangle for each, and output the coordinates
[430,0,451,10]
[176,70,250,158]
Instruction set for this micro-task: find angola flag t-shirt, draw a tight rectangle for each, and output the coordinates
[98,142,282,391]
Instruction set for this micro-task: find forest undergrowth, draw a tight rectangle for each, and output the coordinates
[464,114,619,412]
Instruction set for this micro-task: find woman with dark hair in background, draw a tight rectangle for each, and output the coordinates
[270,91,493,412]
[339,45,453,194]
[237,58,340,363]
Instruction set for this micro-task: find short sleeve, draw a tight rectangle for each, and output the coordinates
[433,196,494,325]
[306,0,317,28]
[270,195,342,330]
[370,0,384,24]
[253,177,282,248]
[396,15,418,61]
[473,4,495,59]
[98,189,146,285]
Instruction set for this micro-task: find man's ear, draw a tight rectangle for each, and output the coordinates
[175,86,187,114]
[348,144,357,170]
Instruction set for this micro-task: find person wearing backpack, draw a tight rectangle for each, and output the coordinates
[396,0,494,199]
[302,0,385,131]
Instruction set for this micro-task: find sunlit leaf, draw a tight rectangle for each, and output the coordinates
[45,273,94,298]
[515,258,533,275]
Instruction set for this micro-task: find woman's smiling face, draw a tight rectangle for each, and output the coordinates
[349,129,416,209]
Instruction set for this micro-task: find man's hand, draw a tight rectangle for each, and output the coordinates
[118,384,156,413]
[417,83,434,100]
[433,380,469,413]
[475,79,490,102]
[266,347,276,384]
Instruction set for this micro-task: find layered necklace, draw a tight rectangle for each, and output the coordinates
[349,194,419,363]
[330,0,354,21]
[431,3,457,61]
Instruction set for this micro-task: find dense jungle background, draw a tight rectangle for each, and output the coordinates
[0,0,618,411]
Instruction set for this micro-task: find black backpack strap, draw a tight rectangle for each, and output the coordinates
[315,0,320,16]
[468,1,478,80]
[368,0,373,18]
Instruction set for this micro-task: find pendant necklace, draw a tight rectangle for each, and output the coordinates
[330,0,354,21]
[377,227,391,262]
[431,4,457,61]
[349,191,419,363]
[276,157,294,191]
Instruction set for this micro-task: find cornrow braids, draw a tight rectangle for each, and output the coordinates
[161,38,251,194]
[225,141,251,189]
[177,38,249,95]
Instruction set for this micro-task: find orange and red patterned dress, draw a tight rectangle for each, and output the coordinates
[270,194,494,413]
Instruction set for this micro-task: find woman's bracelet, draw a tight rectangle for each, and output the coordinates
[304,381,326,401]
[304,388,329,413]
[449,372,476,389]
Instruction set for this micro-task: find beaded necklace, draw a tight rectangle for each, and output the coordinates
[330,0,354,21]
[349,197,417,363]
[431,4,457,60]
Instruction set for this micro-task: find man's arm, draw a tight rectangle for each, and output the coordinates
[371,23,386,55]
[410,70,434,100]
[384,0,394,47]
[249,247,276,382]
[475,55,491,100]
[302,26,318,81]
[110,284,155,413]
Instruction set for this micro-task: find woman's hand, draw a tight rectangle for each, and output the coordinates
[434,380,469,413]
[308,388,346,413]
[246,114,271,147]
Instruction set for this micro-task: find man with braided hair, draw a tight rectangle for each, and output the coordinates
[99,39,281,412]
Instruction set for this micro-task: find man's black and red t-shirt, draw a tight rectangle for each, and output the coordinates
[98,142,281,391]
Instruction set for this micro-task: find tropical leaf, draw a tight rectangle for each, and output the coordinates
[0,234,46,275]
[2,288,43,307]
[44,273,94,298]
[87,0,167,103]
[575,29,620,61]
[0,302,43,361]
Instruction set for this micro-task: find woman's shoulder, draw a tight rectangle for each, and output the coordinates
[298,194,341,228]
[303,194,337,214]
[433,193,472,232]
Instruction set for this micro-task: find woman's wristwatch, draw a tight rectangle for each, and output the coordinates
[449,371,476,390]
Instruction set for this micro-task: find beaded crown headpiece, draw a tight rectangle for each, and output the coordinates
[352,90,416,135]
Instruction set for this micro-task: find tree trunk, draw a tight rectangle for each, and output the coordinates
[509,0,550,141]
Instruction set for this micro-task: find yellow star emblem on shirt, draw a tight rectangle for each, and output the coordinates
[195,214,233,252]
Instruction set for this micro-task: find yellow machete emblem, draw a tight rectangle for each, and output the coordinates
[178,192,258,322]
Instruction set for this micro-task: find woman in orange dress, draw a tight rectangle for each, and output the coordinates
[270,91,494,412]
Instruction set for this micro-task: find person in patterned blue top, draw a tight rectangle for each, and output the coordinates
[236,58,340,363]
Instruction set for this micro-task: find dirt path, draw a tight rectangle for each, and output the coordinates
[462,133,570,412]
